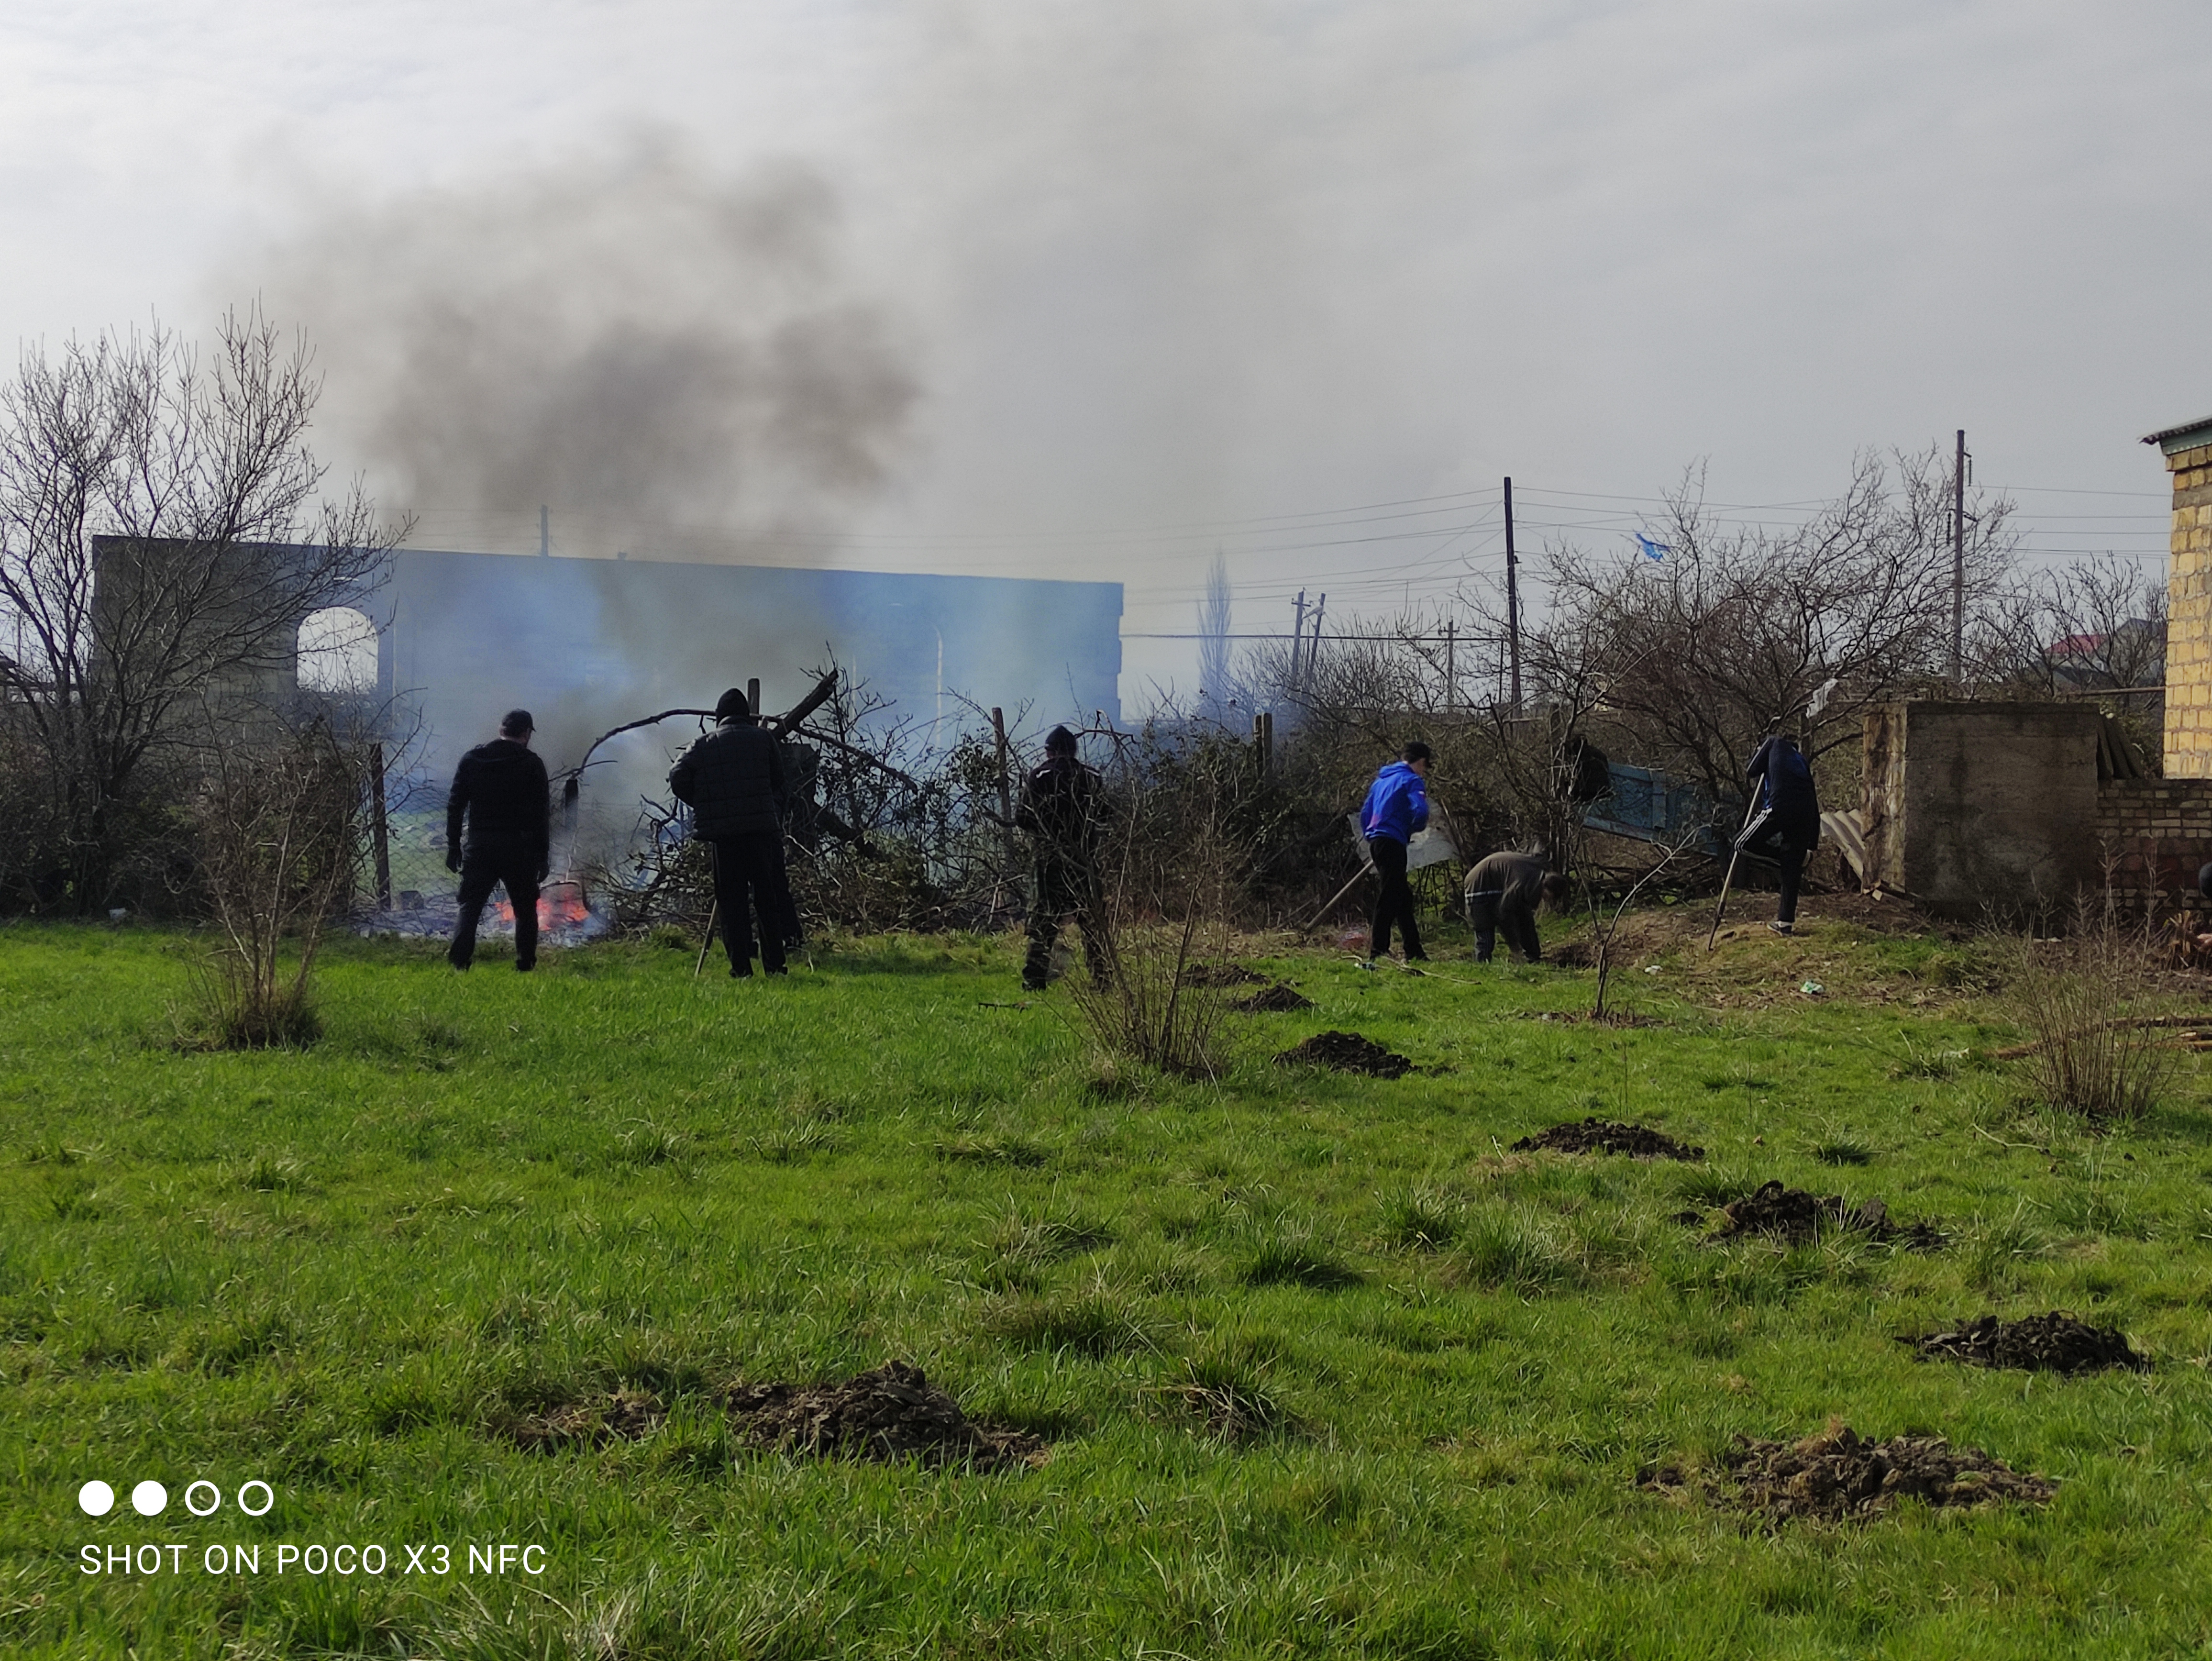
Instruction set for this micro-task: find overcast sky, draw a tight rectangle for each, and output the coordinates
[3,0,2205,703]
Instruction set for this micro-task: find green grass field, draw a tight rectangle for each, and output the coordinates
[5,913,2212,1658]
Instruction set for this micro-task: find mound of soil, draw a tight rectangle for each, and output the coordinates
[509,1388,666,1451]
[1181,962,1269,987]
[1235,983,1316,1013]
[724,1360,1047,1472]
[1909,1312,2146,1374]
[1709,1180,1941,1248]
[1698,1424,2056,1522]
[1272,1030,1413,1078]
[1512,1118,1704,1161]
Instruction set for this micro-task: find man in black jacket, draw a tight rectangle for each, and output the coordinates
[669,688,790,977]
[1017,725,1110,992]
[1740,730,1821,935]
[447,709,552,971]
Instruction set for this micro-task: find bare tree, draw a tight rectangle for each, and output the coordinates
[0,309,402,911]
[1487,446,2017,802]
[1976,552,2166,721]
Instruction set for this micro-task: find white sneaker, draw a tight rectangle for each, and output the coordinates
[1767,920,1794,936]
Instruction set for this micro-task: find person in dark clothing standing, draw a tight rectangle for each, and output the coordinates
[1017,725,1110,992]
[1463,851,1570,963]
[669,688,790,977]
[1360,741,1432,964]
[1740,730,1821,935]
[447,709,552,971]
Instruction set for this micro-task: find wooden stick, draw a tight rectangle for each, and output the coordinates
[1706,797,1761,951]
[1301,868,1370,936]
[694,898,719,979]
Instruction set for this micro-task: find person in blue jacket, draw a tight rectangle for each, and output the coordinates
[1360,741,1433,964]
[1739,729,1821,935]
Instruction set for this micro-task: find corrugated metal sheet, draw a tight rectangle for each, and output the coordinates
[1821,809,1867,882]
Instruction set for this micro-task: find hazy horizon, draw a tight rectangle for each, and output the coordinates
[3,0,2205,708]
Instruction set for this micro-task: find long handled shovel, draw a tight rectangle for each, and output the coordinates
[1706,798,1761,952]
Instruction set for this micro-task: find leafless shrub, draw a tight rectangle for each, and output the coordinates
[2003,905,2179,1120]
[180,708,375,1047]
[1065,772,1237,1079]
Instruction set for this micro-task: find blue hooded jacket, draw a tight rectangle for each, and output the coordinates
[1361,761,1430,845]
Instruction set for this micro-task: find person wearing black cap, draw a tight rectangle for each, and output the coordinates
[669,688,790,977]
[446,709,551,971]
[1016,725,1110,992]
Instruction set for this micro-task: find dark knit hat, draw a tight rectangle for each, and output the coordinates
[714,687,750,722]
[1045,724,1078,755]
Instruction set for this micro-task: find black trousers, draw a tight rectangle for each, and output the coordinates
[1468,892,1541,963]
[1368,836,1424,960]
[1024,855,1110,989]
[1741,822,1813,924]
[710,833,789,974]
[451,842,540,969]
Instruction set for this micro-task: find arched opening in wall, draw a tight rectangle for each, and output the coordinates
[297,607,378,695]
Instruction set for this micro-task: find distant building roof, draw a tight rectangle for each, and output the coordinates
[2143,414,2212,454]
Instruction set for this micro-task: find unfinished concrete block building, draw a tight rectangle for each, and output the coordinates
[1853,415,2210,918]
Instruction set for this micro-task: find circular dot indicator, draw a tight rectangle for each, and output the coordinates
[130,1481,167,1517]
[184,1481,221,1517]
[237,1480,274,1517]
[78,1481,115,1517]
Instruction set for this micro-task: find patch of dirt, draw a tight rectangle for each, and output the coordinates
[1235,983,1316,1013]
[1706,1180,1942,1248]
[1180,962,1269,987]
[1272,1030,1414,1078]
[723,1360,1048,1472]
[1511,1118,1705,1161]
[1648,1423,2056,1522]
[1908,1312,2147,1374]
[509,1388,666,1451]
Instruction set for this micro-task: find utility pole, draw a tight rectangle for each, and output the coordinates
[1308,594,1326,694]
[1291,590,1307,692]
[1504,476,1522,714]
[1444,618,1457,714]
[539,505,550,558]
[1950,429,1967,683]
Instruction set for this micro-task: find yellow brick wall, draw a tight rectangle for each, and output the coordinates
[2165,441,2212,776]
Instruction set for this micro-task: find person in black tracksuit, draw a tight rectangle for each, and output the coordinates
[1740,731,1822,935]
[1018,726,1111,992]
[669,688,789,977]
[447,709,552,971]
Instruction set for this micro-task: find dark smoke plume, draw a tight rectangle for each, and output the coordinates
[261,140,917,537]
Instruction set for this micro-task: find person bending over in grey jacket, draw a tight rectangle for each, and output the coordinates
[669,688,789,977]
[1463,851,1569,964]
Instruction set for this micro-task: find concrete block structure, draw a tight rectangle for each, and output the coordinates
[2148,414,2212,777]
[1860,701,2102,917]
[2095,779,2212,915]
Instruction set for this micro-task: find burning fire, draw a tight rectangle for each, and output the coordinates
[489,879,602,939]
